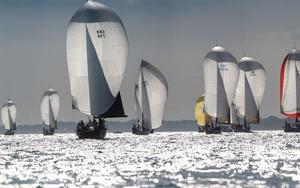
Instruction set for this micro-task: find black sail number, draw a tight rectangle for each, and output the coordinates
[97,30,106,38]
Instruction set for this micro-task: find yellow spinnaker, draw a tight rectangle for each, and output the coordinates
[195,96,209,127]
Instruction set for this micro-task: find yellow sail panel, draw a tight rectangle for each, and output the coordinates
[195,96,209,127]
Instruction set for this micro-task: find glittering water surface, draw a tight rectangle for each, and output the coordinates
[0,131,300,188]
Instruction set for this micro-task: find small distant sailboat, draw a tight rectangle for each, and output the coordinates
[132,60,168,135]
[41,88,60,135]
[194,96,209,132]
[1,100,17,135]
[280,47,300,132]
[203,45,240,134]
[66,0,128,139]
[233,56,266,132]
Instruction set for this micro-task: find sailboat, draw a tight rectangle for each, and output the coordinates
[233,56,266,132]
[280,47,300,132]
[1,100,17,135]
[132,60,168,135]
[195,96,209,132]
[66,0,128,139]
[203,45,240,134]
[41,88,60,135]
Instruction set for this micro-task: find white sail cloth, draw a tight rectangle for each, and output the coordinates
[41,88,60,129]
[203,46,239,123]
[135,60,168,130]
[280,48,300,117]
[233,57,266,123]
[1,100,16,130]
[66,0,128,116]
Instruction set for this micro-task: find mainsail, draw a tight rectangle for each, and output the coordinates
[195,96,209,127]
[41,88,60,129]
[203,46,239,123]
[280,48,300,118]
[135,60,168,130]
[233,57,266,123]
[66,0,128,118]
[1,100,16,130]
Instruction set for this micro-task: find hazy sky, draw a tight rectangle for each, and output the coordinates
[0,0,299,124]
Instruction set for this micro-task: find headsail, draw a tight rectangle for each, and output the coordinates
[195,96,209,127]
[41,88,60,129]
[66,0,128,117]
[233,57,266,123]
[136,60,168,130]
[203,46,239,123]
[1,100,16,130]
[134,84,143,125]
[280,48,300,118]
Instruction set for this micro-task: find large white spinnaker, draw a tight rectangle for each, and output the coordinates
[203,46,239,123]
[280,48,300,118]
[1,100,16,130]
[136,60,168,130]
[234,57,266,123]
[66,0,128,117]
[41,88,60,129]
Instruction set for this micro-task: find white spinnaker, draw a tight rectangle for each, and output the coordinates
[137,60,168,129]
[233,57,266,123]
[66,0,128,116]
[204,46,239,123]
[41,88,60,129]
[1,100,16,130]
[281,49,300,116]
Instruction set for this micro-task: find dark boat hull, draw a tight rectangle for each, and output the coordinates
[132,130,149,135]
[284,122,300,132]
[198,126,205,133]
[132,123,151,135]
[43,128,55,136]
[232,124,251,133]
[205,126,221,134]
[4,130,15,135]
[76,128,107,139]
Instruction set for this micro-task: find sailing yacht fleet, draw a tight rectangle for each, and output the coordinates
[0,0,299,137]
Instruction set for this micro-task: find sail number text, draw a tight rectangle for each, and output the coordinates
[97,30,106,38]
[218,63,228,71]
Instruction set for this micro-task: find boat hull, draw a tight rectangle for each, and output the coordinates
[133,130,149,135]
[132,125,151,135]
[284,122,300,132]
[198,126,205,133]
[231,124,251,133]
[4,130,15,135]
[43,128,55,136]
[76,127,107,139]
[205,126,221,134]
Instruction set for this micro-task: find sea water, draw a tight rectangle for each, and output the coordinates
[0,131,299,187]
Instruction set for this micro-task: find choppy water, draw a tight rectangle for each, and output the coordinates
[0,131,299,188]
